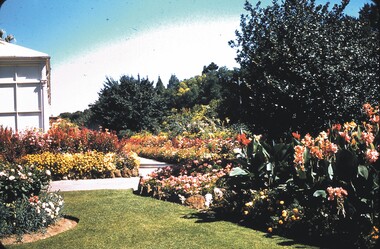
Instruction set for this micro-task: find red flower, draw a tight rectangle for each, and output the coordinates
[332,124,342,131]
[292,132,301,140]
[236,133,251,146]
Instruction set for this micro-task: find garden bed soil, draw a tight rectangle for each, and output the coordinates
[1,217,78,246]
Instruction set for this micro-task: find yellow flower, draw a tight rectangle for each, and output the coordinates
[281,210,287,218]
[245,201,254,207]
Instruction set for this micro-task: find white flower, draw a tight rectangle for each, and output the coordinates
[214,188,224,199]
[0,171,6,177]
[233,148,242,154]
[205,193,213,208]
[178,194,186,204]
[9,175,15,181]
[46,170,51,176]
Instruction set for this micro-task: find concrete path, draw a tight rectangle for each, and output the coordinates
[49,157,172,192]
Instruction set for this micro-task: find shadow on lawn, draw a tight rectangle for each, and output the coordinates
[182,211,319,249]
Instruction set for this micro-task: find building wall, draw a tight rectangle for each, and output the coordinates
[0,59,50,132]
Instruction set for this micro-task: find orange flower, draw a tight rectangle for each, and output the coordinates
[310,146,323,159]
[301,134,314,147]
[236,133,251,146]
[292,132,301,140]
[371,115,379,124]
[293,145,306,169]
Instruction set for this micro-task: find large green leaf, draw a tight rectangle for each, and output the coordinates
[229,167,249,176]
[313,190,327,198]
[358,165,369,180]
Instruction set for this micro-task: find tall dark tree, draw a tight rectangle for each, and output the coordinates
[230,0,379,138]
[167,74,180,89]
[89,76,166,134]
[202,62,219,74]
[155,76,165,94]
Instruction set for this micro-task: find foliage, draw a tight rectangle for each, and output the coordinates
[89,76,168,134]
[0,29,14,42]
[161,101,232,139]
[58,109,94,128]
[230,0,379,138]
[212,103,379,248]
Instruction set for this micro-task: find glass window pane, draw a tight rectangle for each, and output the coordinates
[17,85,41,111]
[0,85,15,112]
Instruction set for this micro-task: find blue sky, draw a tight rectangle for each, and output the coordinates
[0,0,371,115]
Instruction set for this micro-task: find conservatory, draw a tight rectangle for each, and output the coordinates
[0,40,51,132]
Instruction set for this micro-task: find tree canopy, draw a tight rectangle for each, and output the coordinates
[89,76,167,134]
[230,0,379,137]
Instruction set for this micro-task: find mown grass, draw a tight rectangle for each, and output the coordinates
[6,190,317,249]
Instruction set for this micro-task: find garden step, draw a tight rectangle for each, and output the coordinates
[139,157,173,167]
[138,157,173,176]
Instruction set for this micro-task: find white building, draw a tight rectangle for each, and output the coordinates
[0,41,51,132]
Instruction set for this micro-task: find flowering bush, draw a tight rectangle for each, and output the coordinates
[21,151,139,180]
[0,119,125,163]
[0,162,64,241]
[0,192,64,241]
[0,162,51,203]
[139,159,232,204]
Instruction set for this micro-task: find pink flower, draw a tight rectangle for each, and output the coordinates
[366,149,379,163]
[361,131,375,146]
[339,132,351,142]
[326,187,348,201]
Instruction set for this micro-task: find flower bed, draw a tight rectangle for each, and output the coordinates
[21,151,139,180]
[137,103,379,248]
[0,119,139,179]
[125,133,235,163]
[139,159,232,204]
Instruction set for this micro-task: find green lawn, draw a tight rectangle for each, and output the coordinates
[7,190,317,249]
